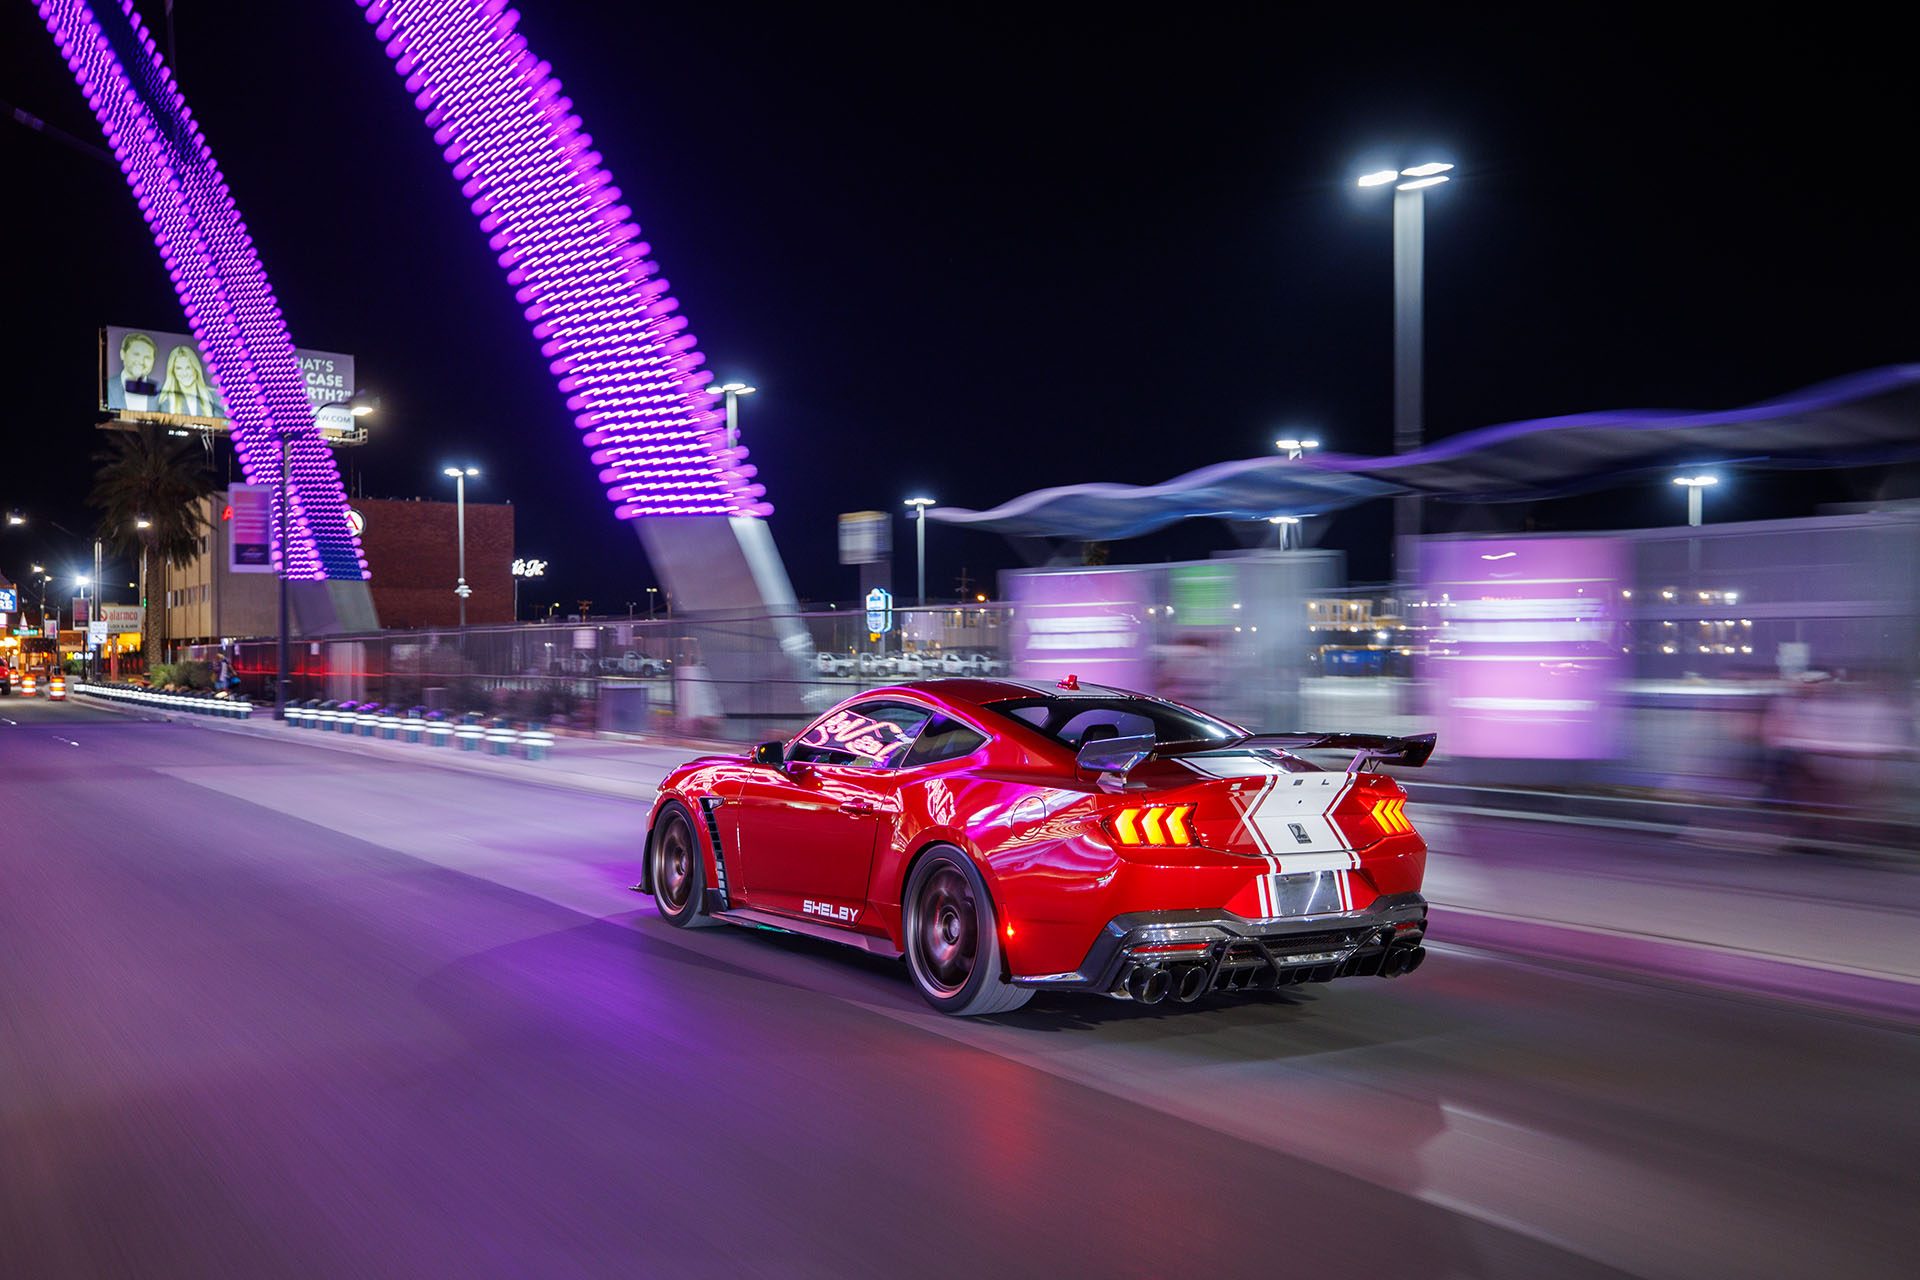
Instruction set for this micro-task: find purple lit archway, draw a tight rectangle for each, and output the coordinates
[37,0,369,585]
[356,0,771,522]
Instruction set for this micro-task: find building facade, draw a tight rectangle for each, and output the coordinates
[348,497,514,629]
[165,489,515,643]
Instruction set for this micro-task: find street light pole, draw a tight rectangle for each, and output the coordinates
[1358,161,1452,554]
[277,391,377,720]
[277,430,291,715]
[705,381,757,450]
[443,466,481,627]
[904,496,935,606]
[1673,474,1718,527]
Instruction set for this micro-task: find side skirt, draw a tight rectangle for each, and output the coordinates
[711,907,903,958]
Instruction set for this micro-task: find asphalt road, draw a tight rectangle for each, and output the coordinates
[3,697,1916,1279]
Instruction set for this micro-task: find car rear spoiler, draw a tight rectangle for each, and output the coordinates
[1078,730,1436,778]
[1201,732,1437,771]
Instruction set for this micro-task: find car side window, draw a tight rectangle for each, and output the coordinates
[902,714,988,768]
[789,700,933,769]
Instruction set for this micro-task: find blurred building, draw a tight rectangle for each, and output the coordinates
[164,489,515,644]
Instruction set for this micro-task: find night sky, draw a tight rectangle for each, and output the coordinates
[3,3,1914,609]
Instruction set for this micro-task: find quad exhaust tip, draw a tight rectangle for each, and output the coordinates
[1125,965,1171,1004]
[1173,965,1208,1003]
[1381,945,1427,978]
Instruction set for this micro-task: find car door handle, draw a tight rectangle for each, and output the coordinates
[838,799,877,815]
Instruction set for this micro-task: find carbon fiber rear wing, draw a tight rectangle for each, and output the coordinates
[1078,730,1437,777]
[1176,731,1437,772]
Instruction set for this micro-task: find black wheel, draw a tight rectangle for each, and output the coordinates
[651,804,719,928]
[903,848,1031,1016]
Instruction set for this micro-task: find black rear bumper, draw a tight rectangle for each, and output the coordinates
[1012,893,1428,996]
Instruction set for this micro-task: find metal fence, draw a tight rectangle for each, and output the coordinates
[232,604,1016,741]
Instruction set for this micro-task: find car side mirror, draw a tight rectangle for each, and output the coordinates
[751,740,787,768]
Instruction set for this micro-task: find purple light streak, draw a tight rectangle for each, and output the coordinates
[36,0,369,581]
[357,0,770,519]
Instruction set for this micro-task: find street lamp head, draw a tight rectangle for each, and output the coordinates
[443,466,481,478]
[5,509,23,526]
[1396,175,1450,192]
[75,575,90,586]
[1275,438,1301,451]
[31,563,45,574]
[904,496,936,509]
[1357,169,1400,188]
[134,516,152,529]
[348,391,380,417]
[706,381,755,395]
[1672,474,1720,488]
[1400,162,1455,177]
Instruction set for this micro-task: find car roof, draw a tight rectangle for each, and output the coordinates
[871,677,1144,711]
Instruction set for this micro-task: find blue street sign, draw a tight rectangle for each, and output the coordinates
[864,586,893,635]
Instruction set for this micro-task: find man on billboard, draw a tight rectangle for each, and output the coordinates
[108,330,159,412]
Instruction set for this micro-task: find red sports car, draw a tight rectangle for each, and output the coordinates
[641,677,1434,1016]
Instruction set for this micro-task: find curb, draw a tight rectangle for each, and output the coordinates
[91,698,662,802]
[1431,904,1920,1025]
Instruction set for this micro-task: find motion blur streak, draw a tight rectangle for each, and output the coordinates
[2,697,1915,1278]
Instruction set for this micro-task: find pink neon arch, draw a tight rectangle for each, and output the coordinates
[357,0,771,520]
[37,0,370,581]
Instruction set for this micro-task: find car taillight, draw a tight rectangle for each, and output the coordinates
[1107,803,1196,847]
[1333,782,1418,848]
[1370,796,1411,834]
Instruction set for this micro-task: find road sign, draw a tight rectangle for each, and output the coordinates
[0,587,16,613]
[865,586,893,634]
[88,622,108,647]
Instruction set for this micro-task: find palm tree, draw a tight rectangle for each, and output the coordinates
[90,425,214,672]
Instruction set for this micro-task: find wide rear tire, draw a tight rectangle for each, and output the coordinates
[651,803,720,928]
[903,849,1031,1016]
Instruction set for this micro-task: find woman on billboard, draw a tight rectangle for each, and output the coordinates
[157,344,225,418]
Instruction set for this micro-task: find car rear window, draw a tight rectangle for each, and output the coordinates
[984,696,1240,751]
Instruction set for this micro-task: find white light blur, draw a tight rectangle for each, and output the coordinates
[1673,474,1720,487]
[1400,162,1455,177]
[1357,169,1400,187]
[1396,175,1450,192]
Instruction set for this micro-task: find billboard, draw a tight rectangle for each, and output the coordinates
[71,596,89,629]
[1008,568,1151,690]
[1421,537,1626,759]
[102,325,357,438]
[227,485,274,573]
[0,587,15,614]
[838,512,891,565]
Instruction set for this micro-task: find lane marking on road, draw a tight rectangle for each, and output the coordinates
[53,736,81,748]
